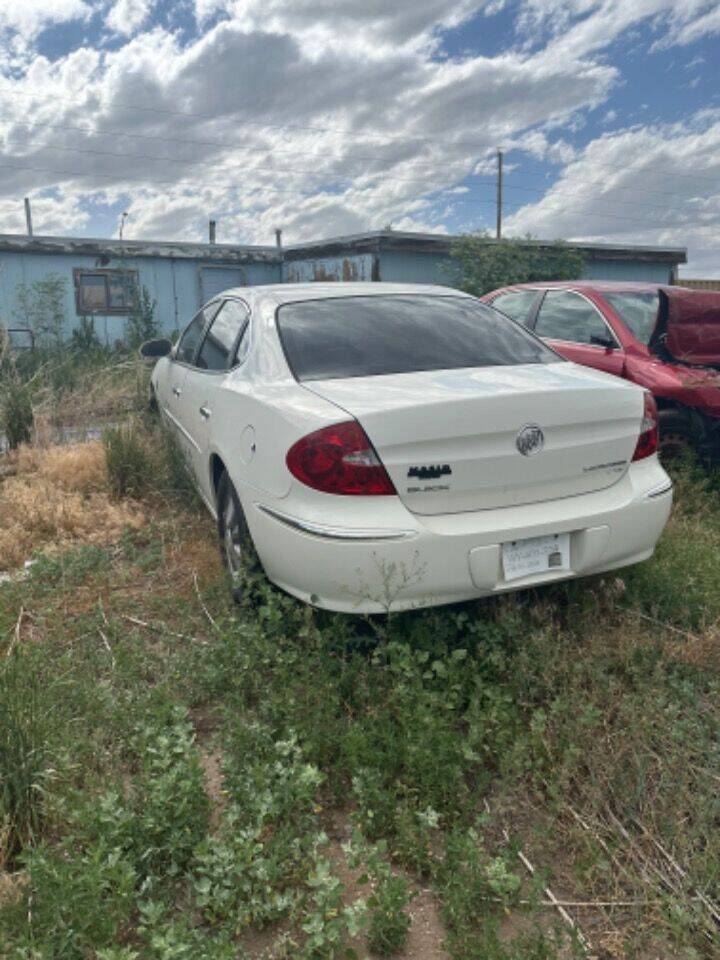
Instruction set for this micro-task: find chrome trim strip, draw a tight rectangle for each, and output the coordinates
[255,503,416,541]
[646,481,673,499]
[163,409,202,454]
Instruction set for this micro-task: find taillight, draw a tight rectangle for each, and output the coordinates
[632,392,658,461]
[286,420,396,495]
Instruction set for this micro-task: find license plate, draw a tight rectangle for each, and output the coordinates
[501,532,570,582]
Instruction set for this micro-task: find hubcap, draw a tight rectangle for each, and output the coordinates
[223,497,244,581]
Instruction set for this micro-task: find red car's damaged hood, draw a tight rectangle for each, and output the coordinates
[653,287,720,366]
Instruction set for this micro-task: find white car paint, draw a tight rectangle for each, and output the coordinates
[151,282,672,614]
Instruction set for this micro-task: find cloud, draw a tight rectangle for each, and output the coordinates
[504,113,720,275]
[0,11,618,244]
[107,0,155,36]
[0,0,90,37]
[0,191,89,235]
[0,0,718,270]
[656,3,720,47]
[194,0,483,43]
[516,1,720,60]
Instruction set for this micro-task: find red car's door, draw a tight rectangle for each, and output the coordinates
[532,289,625,377]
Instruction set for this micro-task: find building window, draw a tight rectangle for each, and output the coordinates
[73,269,138,315]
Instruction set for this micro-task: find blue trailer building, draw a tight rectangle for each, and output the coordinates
[0,230,687,342]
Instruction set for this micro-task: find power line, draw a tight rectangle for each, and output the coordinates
[3,82,720,188]
[0,132,715,215]
[0,156,500,208]
[2,111,718,199]
[0,137,498,191]
[0,112,490,172]
[0,156,704,232]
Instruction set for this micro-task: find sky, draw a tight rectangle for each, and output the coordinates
[0,0,719,275]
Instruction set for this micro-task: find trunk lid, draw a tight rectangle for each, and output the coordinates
[653,288,720,366]
[304,363,643,514]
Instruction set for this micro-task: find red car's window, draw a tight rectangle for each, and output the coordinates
[490,289,538,326]
[535,290,617,346]
[603,292,659,344]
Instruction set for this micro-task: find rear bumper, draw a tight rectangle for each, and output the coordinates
[246,457,672,614]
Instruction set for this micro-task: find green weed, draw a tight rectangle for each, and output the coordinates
[103,420,153,498]
[347,833,411,956]
[0,648,55,866]
[7,841,137,958]
[28,544,112,587]
[126,285,159,348]
[2,409,720,958]
[77,706,209,885]
[0,372,33,449]
[301,856,366,960]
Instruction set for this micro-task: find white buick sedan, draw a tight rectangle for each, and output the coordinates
[144,283,672,613]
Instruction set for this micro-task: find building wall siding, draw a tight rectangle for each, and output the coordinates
[0,250,281,341]
[282,253,374,283]
[579,259,673,283]
[378,249,454,285]
[0,237,682,343]
[377,249,674,286]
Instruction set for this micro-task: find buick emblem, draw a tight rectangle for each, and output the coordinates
[516,424,544,456]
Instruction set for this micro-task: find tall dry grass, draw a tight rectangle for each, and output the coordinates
[0,442,145,570]
[33,358,150,429]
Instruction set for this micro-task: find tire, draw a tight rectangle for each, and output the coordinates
[689,409,720,469]
[657,408,693,463]
[216,471,259,603]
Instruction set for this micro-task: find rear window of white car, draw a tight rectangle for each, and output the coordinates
[277,295,562,381]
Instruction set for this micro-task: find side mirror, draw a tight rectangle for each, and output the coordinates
[590,334,616,350]
[139,338,173,359]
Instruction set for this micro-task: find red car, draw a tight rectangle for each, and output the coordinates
[482,282,720,463]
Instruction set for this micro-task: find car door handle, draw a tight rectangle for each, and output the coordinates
[199,405,211,420]
[172,386,182,397]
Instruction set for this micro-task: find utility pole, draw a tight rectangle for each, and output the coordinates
[118,211,129,240]
[24,197,33,237]
[496,149,503,240]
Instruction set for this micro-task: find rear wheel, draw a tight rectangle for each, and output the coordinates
[658,408,693,462]
[689,410,720,469]
[217,472,258,602]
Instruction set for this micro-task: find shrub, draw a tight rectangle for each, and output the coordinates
[14,274,67,348]
[71,316,104,354]
[449,233,583,297]
[103,421,152,498]
[126,285,159,348]
[1,373,34,450]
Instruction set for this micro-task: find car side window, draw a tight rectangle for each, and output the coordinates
[233,314,251,367]
[175,302,222,365]
[196,300,250,372]
[534,290,617,346]
[490,290,538,326]
[176,312,206,365]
